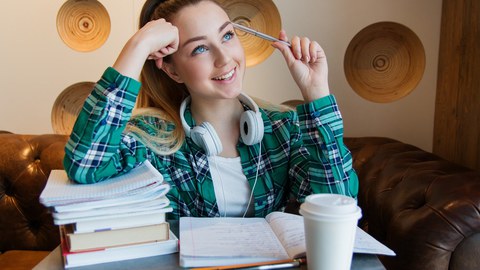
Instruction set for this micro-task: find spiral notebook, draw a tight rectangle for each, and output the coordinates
[40,160,166,207]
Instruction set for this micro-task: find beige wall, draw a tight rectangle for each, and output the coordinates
[0,0,146,134]
[0,0,441,152]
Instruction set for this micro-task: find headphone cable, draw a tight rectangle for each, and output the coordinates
[243,143,262,218]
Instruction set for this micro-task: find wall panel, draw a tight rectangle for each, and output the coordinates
[0,0,442,153]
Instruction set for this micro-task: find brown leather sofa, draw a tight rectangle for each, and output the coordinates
[1,132,479,270]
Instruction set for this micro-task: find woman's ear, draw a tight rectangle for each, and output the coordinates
[160,61,184,83]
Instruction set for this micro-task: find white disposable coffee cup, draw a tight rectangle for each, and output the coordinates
[299,194,362,270]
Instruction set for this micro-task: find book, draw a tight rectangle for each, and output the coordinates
[40,160,167,206]
[54,205,173,226]
[52,196,171,221]
[72,210,168,233]
[61,222,170,252]
[179,211,395,268]
[61,230,179,268]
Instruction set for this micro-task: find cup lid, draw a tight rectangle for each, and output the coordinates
[300,194,361,218]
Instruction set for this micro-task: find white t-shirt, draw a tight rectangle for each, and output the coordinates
[207,156,254,217]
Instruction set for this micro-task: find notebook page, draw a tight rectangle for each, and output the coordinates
[265,212,306,259]
[180,217,290,267]
[355,227,396,256]
[265,212,396,257]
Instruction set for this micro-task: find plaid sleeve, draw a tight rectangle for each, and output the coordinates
[289,95,359,200]
[63,67,149,184]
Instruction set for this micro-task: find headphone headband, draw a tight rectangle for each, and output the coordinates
[179,95,193,137]
[237,93,260,114]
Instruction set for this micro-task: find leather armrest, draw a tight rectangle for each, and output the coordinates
[0,134,68,251]
[345,137,480,270]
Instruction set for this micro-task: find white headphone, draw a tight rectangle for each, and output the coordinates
[179,93,264,156]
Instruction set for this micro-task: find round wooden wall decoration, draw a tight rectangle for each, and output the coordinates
[344,21,425,103]
[216,0,282,67]
[51,82,94,135]
[56,0,111,52]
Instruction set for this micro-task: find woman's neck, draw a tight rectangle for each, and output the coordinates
[190,97,244,157]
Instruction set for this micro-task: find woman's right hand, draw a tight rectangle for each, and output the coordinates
[113,18,179,79]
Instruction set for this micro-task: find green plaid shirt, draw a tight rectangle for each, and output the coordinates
[64,67,358,220]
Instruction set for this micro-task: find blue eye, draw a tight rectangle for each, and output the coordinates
[223,31,235,42]
[192,45,208,55]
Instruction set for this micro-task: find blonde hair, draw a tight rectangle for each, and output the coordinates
[127,0,215,155]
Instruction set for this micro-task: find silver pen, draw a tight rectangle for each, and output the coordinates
[232,22,291,47]
[234,258,305,270]
[240,260,301,269]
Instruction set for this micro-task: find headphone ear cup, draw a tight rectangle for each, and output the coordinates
[240,111,264,145]
[191,122,223,156]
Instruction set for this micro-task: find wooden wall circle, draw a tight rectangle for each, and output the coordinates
[56,0,111,52]
[51,82,94,135]
[344,21,426,103]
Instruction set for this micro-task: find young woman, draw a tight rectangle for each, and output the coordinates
[64,0,358,219]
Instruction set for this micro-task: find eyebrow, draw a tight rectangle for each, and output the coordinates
[182,21,232,48]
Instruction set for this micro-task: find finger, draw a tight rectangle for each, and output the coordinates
[291,36,301,60]
[160,46,177,56]
[316,43,328,64]
[279,29,289,43]
[155,58,164,68]
[300,37,311,62]
[148,51,163,60]
[309,41,320,63]
[272,30,295,64]
[272,30,290,50]
[159,48,170,56]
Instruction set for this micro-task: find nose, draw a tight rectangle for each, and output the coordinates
[213,46,232,68]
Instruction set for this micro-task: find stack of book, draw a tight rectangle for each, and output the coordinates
[40,161,178,268]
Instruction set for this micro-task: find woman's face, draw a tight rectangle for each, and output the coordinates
[166,1,246,101]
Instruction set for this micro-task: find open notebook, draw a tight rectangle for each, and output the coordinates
[180,211,395,268]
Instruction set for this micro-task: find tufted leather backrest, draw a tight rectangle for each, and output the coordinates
[0,133,68,252]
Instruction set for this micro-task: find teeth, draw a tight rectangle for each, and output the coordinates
[213,69,235,81]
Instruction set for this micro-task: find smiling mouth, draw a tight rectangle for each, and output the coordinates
[212,69,235,81]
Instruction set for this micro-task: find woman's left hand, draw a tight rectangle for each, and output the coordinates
[272,30,330,102]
